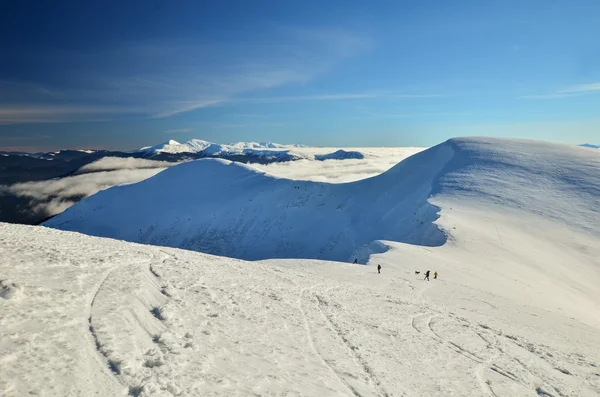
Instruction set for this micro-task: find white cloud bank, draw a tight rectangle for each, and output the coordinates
[4,157,177,217]
[252,147,425,183]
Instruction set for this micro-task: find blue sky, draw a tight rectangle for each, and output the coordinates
[1,0,599,151]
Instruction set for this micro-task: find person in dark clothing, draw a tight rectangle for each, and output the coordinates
[353,258,358,264]
[424,270,430,281]
[377,264,381,274]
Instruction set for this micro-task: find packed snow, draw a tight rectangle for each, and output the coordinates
[2,137,599,396]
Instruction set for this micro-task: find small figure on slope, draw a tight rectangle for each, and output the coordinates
[377,264,381,274]
[353,258,358,264]
[434,271,438,279]
[424,270,430,281]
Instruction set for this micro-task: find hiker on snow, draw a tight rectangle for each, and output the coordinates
[377,264,381,274]
[353,258,358,264]
[434,271,438,279]
[424,270,430,281]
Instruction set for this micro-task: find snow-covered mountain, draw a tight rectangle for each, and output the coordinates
[4,174,600,397]
[139,138,306,157]
[46,137,599,261]
[4,136,600,396]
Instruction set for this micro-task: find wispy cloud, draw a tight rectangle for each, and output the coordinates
[0,103,145,124]
[164,128,193,134]
[232,114,266,119]
[356,110,465,119]
[0,27,373,124]
[213,122,285,129]
[388,94,443,99]
[559,83,600,93]
[244,93,378,104]
[521,82,600,99]
[239,92,442,104]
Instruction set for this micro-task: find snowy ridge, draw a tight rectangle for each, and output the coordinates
[46,137,600,261]
[46,142,453,261]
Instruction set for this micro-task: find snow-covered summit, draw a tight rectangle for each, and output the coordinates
[139,139,199,154]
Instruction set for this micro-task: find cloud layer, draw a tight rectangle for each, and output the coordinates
[252,147,425,183]
[4,157,176,217]
[521,82,600,99]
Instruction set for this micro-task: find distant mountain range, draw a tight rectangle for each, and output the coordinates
[580,143,600,149]
[137,139,309,162]
[139,139,307,154]
[0,139,376,225]
[0,139,308,161]
[0,139,310,225]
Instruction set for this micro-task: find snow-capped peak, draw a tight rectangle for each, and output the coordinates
[139,139,305,155]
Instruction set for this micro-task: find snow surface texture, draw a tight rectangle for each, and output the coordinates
[46,138,600,261]
[1,220,599,397]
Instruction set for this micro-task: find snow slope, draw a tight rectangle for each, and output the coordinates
[3,138,600,396]
[46,137,600,262]
[1,221,599,397]
[46,142,453,261]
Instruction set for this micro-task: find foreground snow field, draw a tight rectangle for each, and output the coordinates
[1,222,599,397]
[3,137,600,396]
